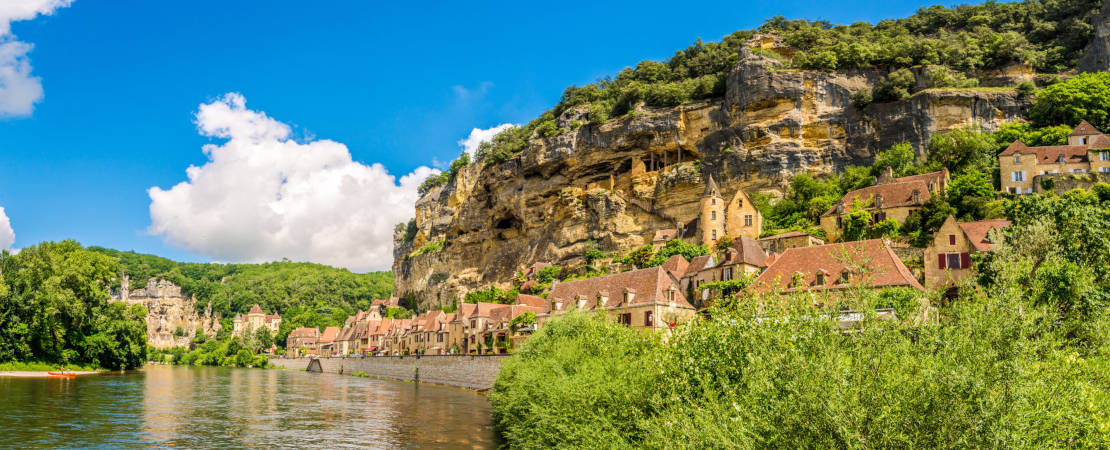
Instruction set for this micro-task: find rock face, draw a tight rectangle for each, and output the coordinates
[1079,0,1110,73]
[393,47,1030,310]
[113,277,222,349]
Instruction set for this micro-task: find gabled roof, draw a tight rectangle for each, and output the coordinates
[716,236,768,268]
[752,239,924,292]
[1069,120,1101,136]
[683,255,716,278]
[653,228,679,242]
[822,180,931,217]
[548,266,693,310]
[318,326,339,343]
[661,254,690,280]
[957,219,1012,252]
[249,304,263,314]
[458,301,504,319]
[1000,141,1091,163]
[893,169,948,189]
[287,327,318,339]
[515,294,549,311]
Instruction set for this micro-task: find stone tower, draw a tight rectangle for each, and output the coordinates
[700,175,724,248]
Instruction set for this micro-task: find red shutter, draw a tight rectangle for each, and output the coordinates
[960,253,970,269]
[938,254,947,269]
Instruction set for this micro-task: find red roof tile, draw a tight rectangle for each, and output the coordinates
[683,255,716,278]
[549,266,692,310]
[249,304,263,314]
[318,326,340,343]
[1069,120,1101,136]
[717,236,767,268]
[958,219,1011,252]
[752,239,924,292]
[822,180,931,217]
[661,254,690,280]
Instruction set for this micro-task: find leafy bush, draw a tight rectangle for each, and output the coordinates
[1030,72,1110,131]
[873,68,915,103]
[464,286,518,305]
[409,239,445,258]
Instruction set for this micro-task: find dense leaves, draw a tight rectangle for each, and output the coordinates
[0,241,147,369]
[87,248,393,344]
[1031,72,1110,130]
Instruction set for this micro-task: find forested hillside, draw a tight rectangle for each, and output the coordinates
[88,247,393,341]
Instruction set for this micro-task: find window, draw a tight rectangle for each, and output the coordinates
[470,320,475,329]
[711,199,715,205]
[948,234,956,245]
[1058,155,1066,163]
[1082,137,1089,145]
[644,311,654,327]
[1014,155,1021,163]
[722,268,733,281]
[1102,167,1110,173]
[1074,169,1087,173]
[711,210,716,220]
[945,253,961,269]
[912,190,920,204]
[815,272,825,285]
[1101,151,1109,161]
[712,229,717,240]
[617,313,632,326]
[737,199,743,207]
[744,215,752,226]
[1012,171,1025,182]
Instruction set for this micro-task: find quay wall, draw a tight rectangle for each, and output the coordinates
[270,355,507,390]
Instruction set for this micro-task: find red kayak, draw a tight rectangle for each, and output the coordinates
[47,372,75,377]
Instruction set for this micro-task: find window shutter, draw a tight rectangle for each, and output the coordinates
[960,253,970,269]
[938,254,946,269]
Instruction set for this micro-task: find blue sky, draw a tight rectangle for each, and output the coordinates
[0,0,953,271]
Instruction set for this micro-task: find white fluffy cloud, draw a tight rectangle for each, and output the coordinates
[0,206,15,251]
[148,93,436,272]
[457,123,516,157]
[0,0,72,117]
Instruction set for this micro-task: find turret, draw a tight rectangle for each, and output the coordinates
[699,175,724,248]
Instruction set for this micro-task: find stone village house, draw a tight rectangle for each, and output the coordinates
[751,239,925,294]
[999,120,1110,195]
[820,169,949,242]
[923,216,1011,290]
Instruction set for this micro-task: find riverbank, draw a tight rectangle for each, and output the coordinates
[0,371,99,377]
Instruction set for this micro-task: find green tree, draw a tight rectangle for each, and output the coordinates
[924,126,998,174]
[947,171,996,219]
[1030,72,1110,131]
[620,245,656,269]
[647,240,709,267]
[871,142,918,178]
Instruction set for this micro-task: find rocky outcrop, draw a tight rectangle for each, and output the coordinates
[393,46,1030,310]
[1079,0,1110,72]
[113,277,221,349]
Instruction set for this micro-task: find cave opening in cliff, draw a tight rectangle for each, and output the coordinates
[641,148,699,172]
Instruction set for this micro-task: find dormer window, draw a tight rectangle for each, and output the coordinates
[815,270,827,286]
[912,190,920,204]
[1059,155,1066,163]
[1014,154,1021,163]
[839,269,852,284]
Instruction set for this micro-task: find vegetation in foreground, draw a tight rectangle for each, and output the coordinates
[490,191,1110,448]
[0,241,148,371]
[0,361,101,372]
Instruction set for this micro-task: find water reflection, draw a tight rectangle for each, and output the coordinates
[0,366,499,448]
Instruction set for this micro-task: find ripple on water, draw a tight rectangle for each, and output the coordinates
[0,366,500,448]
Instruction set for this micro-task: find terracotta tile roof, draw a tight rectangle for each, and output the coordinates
[519,279,538,292]
[287,327,318,339]
[1090,134,1110,148]
[318,326,339,343]
[958,219,1012,252]
[249,304,263,314]
[1000,141,1091,163]
[459,301,504,319]
[764,252,779,267]
[683,255,715,278]
[661,254,690,280]
[489,304,546,327]
[1069,120,1101,136]
[893,169,948,189]
[265,314,281,323]
[752,239,924,293]
[822,180,931,217]
[717,236,767,268]
[515,294,549,311]
[548,266,693,310]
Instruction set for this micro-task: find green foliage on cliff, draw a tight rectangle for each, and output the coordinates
[492,203,1110,447]
[455,0,1099,172]
[769,0,1098,73]
[0,241,148,370]
[86,247,393,344]
[1031,72,1110,131]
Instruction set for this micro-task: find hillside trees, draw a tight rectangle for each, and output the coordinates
[1030,72,1110,130]
[0,241,147,369]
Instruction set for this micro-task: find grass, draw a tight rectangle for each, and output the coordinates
[351,371,369,378]
[0,361,101,372]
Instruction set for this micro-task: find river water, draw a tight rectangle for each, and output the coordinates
[0,365,500,448]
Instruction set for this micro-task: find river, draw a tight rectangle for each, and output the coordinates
[0,365,500,448]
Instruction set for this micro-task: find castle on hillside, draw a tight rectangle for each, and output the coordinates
[232,304,281,338]
[112,276,222,349]
[652,175,763,249]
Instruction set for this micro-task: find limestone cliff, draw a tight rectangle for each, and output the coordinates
[113,277,222,349]
[393,47,1030,309]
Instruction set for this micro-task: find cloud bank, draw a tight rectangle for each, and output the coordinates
[148,93,435,272]
[0,0,72,117]
[457,123,516,157]
[0,206,15,251]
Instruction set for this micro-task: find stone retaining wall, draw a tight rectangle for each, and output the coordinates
[270,355,507,390]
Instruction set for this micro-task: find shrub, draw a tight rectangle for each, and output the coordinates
[1030,72,1110,131]
[408,239,444,258]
